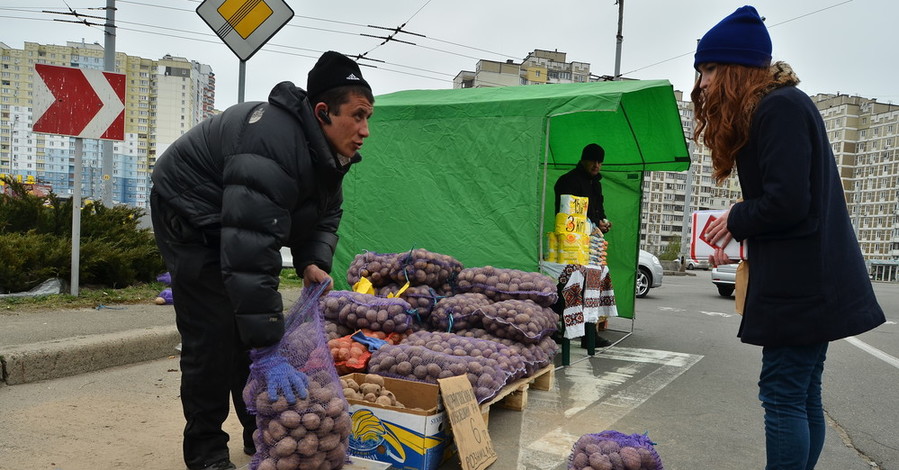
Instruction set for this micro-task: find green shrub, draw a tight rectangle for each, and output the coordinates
[0,177,165,292]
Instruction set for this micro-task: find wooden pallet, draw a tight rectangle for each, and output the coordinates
[479,364,555,425]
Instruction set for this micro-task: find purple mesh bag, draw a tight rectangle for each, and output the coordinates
[367,343,513,403]
[403,330,528,381]
[479,299,558,344]
[568,431,664,470]
[320,291,413,334]
[377,283,450,326]
[388,248,463,287]
[243,283,352,470]
[456,328,559,376]
[454,266,558,307]
[429,293,491,332]
[346,251,398,288]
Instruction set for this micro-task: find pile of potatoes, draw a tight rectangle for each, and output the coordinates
[245,369,351,470]
[456,328,559,376]
[403,330,528,381]
[568,431,663,470]
[346,249,464,289]
[367,344,512,403]
[479,299,558,344]
[428,293,491,332]
[346,251,398,288]
[340,373,406,408]
[454,266,559,307]
[388,248,464,286]
[377,283,451,324]
[321,291,413,334]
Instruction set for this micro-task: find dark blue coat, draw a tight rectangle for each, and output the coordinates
[728,86,885,347]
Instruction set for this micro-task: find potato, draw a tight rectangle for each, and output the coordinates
[271,435,297,458]
[276,454,301,470]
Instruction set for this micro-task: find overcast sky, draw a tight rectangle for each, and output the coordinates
[2,0,897,110]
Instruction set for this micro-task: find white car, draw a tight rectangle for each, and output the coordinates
[711,263,739,296]
[637,250,664,298]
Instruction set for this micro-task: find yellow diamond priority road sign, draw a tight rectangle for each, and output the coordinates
[197,0,294,61]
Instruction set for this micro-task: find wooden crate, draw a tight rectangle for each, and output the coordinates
[479,364,555,425]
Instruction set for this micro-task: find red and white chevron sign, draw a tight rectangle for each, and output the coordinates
[32,64,125,141]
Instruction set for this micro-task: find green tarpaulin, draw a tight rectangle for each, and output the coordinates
[334,80,689,319]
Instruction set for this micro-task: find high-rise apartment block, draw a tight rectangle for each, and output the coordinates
[453,50,899,278]
[0,41,215,208]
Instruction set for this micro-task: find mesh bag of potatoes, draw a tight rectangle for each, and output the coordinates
[402,330,528,381]
[568,431,664,470]
[479,299,559,344]
[377,283,451,326]
[428,292,491,332]
[456,328,559,377]
[346,251,398,288]
[243,284,352,470]
[367,343,514,403]
[388,248,464,287]
[321,291,413,335]
[453,266,559,307]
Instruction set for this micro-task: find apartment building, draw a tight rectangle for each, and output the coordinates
[454,49,591,89]
[0,41,215,208]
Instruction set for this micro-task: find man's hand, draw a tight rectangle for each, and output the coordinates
[303,264,333,293]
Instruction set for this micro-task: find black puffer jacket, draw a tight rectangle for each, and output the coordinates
[151,82,359,346]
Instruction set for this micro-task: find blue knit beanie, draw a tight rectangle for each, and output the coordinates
[694,5,771,70]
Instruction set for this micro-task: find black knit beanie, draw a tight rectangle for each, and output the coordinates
[581,143,605,163]
[307,51,371,102]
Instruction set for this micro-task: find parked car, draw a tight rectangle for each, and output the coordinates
[637,249,664,298]
[711,263,739,296]
[686,258,710,270]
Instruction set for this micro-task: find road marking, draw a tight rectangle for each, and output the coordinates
[657,307,686,312]
[700,310,734,318]
[844,337,899,371]
[519,347,703,464]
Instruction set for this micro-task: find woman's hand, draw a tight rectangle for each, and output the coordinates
[705,210,735,266]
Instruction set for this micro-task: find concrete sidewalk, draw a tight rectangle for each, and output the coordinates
[0,288,304,385]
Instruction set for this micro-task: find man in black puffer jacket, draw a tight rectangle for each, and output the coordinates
[150,51,373,470]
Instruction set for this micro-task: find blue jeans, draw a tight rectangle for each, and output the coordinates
[759,342,829,470]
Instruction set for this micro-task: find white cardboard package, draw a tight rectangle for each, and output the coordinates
[690,210,748,261]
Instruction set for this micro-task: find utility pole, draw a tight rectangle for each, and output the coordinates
[100,0,116,206]
[679,41,701,271]
[614,0,624,80]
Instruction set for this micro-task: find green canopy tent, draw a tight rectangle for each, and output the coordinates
[334,80,689,324]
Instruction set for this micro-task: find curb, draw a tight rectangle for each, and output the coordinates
[0,325,180,385]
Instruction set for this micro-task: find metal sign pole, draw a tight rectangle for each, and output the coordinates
[238,59,246,103]
[71,138,83,296]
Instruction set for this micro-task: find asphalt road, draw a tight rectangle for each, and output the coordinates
[628,269,898,470]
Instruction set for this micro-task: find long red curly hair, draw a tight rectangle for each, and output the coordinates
[691,62,797,185]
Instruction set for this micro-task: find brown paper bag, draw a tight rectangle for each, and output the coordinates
[735,261,749,315]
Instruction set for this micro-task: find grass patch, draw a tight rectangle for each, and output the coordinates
[0,269,306,313]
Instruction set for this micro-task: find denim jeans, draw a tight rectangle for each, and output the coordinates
[759,342,829,470]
